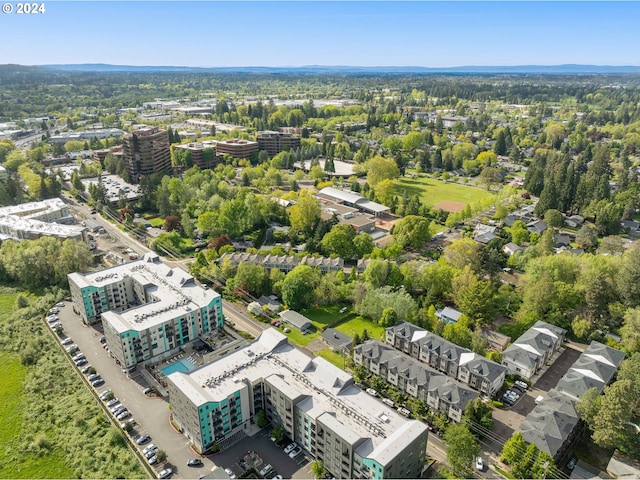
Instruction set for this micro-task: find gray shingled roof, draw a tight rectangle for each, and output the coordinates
[518,388,580,458]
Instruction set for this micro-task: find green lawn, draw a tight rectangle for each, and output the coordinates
[0,353,26,454]
[394,176,496,209]
[148,217,164,228]
[334,316,385,340]
[282,326,321,346]
[301,305,344,328]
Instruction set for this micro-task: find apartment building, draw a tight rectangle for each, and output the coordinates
[167,329,428,479]
[386,321,506,396]
[502,321,567,380]
[257,131,301,156]
[0,198,86,242]
[219,253,344,273]
[214,139,258,159]
[68,253,223,368]
[122,126,171,181]
[353,340,478,423]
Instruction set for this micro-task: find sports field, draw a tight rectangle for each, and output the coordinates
[394,176,496,211]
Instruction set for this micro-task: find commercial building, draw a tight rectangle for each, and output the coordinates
[167,329,428,479]
[68,253,223,368]
[172,142,218,170]
[386,321,506,396]
[214,139,258,159]
[317,187,390,217]
[502,321,567,380]
[49,128,125,143]
[257,131,301,156]
[122,126,171,181]
[0,198,86,242]
[353,340,478,422]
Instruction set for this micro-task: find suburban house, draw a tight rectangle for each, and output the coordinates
[473,224,497,244]
[321,328,352,352]
[353,340,478,423]
[564,215,585,229]
[502,321,567,380]
[278,310,312,332]
[503,242,525,256]
[385,321,506,395]
[527,220,548,235]
[435,307,463,325]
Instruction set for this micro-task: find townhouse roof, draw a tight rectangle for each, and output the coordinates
[503,321,567,368]
[518,388,580,458]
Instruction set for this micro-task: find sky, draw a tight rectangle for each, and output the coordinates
[0,1,639,67]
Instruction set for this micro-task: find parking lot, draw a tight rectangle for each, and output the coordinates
[212,430,312,480]
[53,302,214,479]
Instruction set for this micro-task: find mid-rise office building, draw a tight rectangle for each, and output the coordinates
[214,139,258,159]
[172,142,218,170]
[122,126,171,181]
[257,131,301,156]
[68,253,223,368]
[167,329,428,479]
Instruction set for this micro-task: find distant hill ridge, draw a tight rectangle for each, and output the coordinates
[3,63,640,75]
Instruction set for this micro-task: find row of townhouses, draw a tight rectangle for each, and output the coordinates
[68,253,223,368]
[220,252,344,273]
[353,339,479,422]
[167,329,429,480]
[385,321,507,396]
[502,321,567,380]
[518,341,625,462]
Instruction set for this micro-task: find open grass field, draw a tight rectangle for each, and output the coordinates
[394,176,496,210]
[334,315,385,340]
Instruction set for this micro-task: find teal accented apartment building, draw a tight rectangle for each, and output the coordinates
[167,329,428,479]
[68,253,223,368]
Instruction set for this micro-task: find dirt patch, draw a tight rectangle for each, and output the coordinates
[434,200,466,212]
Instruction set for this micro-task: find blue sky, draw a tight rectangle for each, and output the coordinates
[1,2,639,67]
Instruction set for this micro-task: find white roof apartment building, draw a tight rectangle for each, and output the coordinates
[0,198,86,242]
[68,253,223,368]
[167,328,428,480]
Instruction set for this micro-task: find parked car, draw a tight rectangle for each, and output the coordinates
[366,388,378,397]
[476,456,484,471]
[110,403,123,413]
[106,398,119,408]
[158,468,173,479]
[224,467,236,479]
[147,455,158,465]
[143,444,157,454]
[284,443,297,454]
[81,365,93,374]
[145,448,158,460]
[116,410,131,421]
[65,344,78,353]
[514,380,529,390]
[49,308,59,314]
[87,373,100,382]
[56,302,65,307]
[99,336,107,344]
[187,458,203,467]
[99,389,111,400]
[259,464,274,477]
[289,447,303,458]
[61,337,73,346]
[92,378,105,388]
[112,405,126,416]
[501,395,515,406]
[75,358,88,367]
[567,458,577,470]
[136,434,151,445]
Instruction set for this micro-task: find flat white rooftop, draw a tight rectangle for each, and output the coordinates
[70,253,220,333]
[168,329,427,459]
